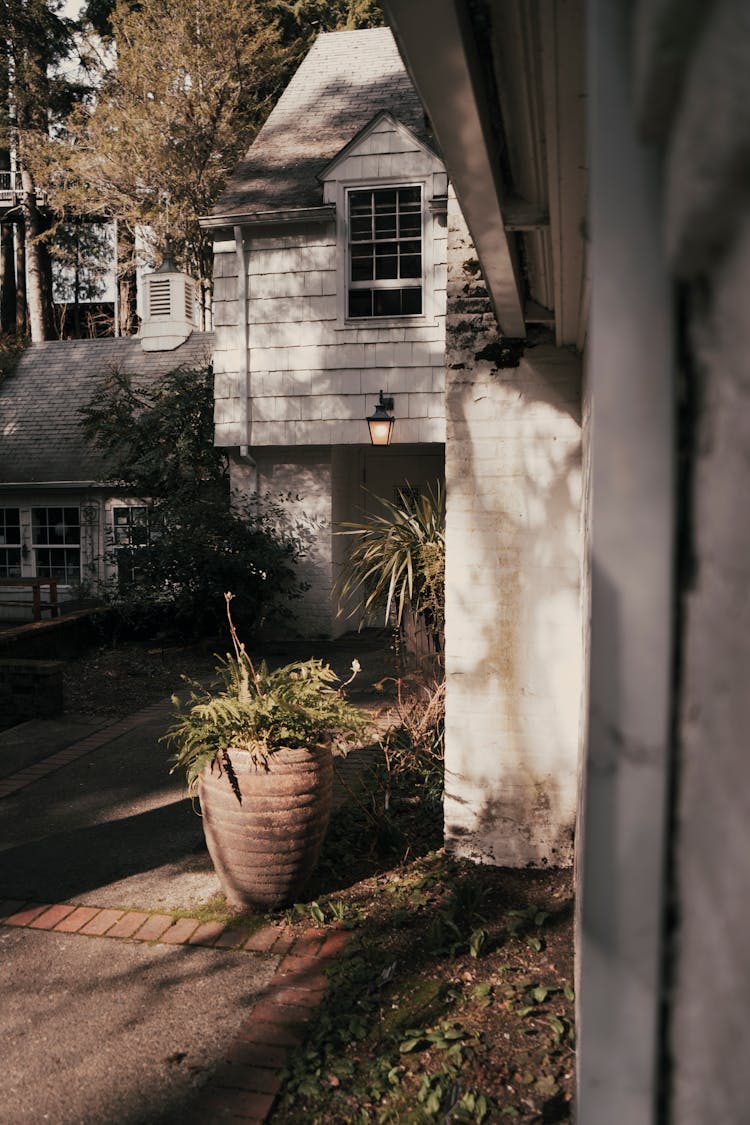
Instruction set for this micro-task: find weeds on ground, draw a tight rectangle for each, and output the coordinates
[267,677,574,1125]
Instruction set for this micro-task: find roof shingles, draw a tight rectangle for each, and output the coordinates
[0,333,213,484]
[213,27,431,218]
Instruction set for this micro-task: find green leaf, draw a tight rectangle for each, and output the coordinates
[469,927,488,958]
[399,1037,426,1053]
[564,984,575,1001]
[425,1090,442,1114]
[310,901,326,924]
[526,935,543,952]
[532,985,549,1004]
[547,1015,566,1039]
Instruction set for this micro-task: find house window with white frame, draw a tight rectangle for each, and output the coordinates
[0,508,22,577]
[347,185,423,318]
[32,506,81,583]
[112,505,152,588]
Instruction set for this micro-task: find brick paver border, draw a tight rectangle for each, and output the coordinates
[0,699,170,799]
[0,898,350,1123]
[0,693,357,1121]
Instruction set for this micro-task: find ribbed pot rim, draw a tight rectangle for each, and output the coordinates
[201,743,333,770]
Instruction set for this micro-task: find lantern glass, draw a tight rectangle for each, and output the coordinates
[366,392,395,446]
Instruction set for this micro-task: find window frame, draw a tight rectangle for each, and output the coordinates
[346,184,424,320]
[335,174,436,328]
[31,505,81,585]
[110,504,155,588]
[0,507,22,578]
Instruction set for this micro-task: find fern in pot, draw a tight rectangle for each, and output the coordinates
[164,593,366,908]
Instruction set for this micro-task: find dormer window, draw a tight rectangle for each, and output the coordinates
[347,185,423,318]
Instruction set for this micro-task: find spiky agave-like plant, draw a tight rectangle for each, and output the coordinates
[336,483,445,649]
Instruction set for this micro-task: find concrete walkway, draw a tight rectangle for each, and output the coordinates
[0,695,358,1124]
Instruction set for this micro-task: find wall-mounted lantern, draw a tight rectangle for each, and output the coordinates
[367,390,395,446]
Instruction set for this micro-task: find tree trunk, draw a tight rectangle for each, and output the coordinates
[0,147,16,332]
[117,225,139,336]
[15,220,27,336]
[0,221,16,332]
[20,167,53,341]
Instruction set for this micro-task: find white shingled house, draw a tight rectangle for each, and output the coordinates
[202,29,448,639]
[202,21,585,872]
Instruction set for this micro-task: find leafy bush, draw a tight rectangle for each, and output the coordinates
[81,363,306,636]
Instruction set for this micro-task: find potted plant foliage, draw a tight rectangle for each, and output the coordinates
[164,594,367,908]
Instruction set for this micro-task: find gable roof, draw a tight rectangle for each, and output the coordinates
[0,333,213,486]
[210,27,433,222]
[318,109,444,182]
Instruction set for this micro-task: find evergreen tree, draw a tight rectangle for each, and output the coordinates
[27,0,384,329]
[30,0,295,327]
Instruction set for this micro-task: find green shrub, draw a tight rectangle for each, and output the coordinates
[81,363,306,637]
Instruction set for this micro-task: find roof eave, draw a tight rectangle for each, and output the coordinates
[384,0,526,338]
[200,205,336,232]
[0,480,108,490]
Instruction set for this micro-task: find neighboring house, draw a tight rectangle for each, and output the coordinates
[384,1,750,1123]
[202,26,585,873]
[0,264,210,620]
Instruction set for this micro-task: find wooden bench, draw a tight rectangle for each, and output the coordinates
[0,578,59,622]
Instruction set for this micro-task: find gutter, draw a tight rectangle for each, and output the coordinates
[233,225,250,457]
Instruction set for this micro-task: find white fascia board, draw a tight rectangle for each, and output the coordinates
[384,0,526,337]
[199,206,336,231]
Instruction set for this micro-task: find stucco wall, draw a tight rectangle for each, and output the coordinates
[246,448,335,638]
[443,194,583,866]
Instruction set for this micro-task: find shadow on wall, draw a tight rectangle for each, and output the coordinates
[443,327,584,867]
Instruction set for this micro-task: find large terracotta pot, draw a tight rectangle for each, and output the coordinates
[198,744,333,909]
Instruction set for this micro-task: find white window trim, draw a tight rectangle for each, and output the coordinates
[30,504,82,586]
[0,506,22,578]
[333,174,439,329]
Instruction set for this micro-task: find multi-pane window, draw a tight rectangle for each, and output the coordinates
[347,186,423,318]
[32,507,81,583]
[0,508,21,577]
[112,506,152,587]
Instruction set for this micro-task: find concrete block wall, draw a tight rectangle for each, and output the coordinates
[0,659,63,719]
[443,193,583,866]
